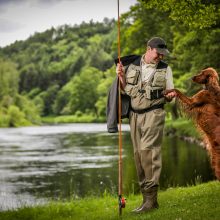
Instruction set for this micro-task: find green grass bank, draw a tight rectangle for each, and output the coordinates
[42,116,198,138]
[41,114,106,124]
[1,181,219,220]
[165,118,200,139]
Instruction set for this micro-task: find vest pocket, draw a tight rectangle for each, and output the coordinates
[126,69,139,85]
[152,71,166,87]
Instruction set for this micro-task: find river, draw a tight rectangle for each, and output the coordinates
[0,123,214,210]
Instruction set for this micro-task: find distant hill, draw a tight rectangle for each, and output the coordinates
[0,18,117,120]
[0,0,219,127]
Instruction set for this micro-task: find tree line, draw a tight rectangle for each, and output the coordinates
[0,0,219,127]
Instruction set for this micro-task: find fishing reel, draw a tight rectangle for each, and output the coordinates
[118,195,126,208]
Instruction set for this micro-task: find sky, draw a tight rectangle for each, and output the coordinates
[0,0,137,47]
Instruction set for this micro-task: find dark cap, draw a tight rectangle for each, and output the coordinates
[147,37,169,56]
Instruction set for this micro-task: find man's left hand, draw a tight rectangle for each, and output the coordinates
[164,91,176,102]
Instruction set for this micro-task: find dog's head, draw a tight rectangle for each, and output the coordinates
[192,67,219,85]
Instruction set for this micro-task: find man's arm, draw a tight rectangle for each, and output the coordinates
[116,62,126,90]
[164,66,176,101]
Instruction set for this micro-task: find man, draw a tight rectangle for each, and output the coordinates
[116,37,175,213]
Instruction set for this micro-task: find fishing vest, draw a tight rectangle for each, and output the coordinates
[124,56,168,111]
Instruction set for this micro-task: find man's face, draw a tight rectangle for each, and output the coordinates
[148,48,164,63]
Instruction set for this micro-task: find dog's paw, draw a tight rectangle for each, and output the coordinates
[162,89,175,96]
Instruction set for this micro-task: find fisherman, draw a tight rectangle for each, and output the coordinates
[116,37,176,213]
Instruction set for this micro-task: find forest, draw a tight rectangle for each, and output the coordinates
[0,0,219,127]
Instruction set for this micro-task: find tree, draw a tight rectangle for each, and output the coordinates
[0,59,19,99]
[19,63,39,92]
[119,3,174,55]
[95,66,116,117]
[140,0,220,29]
[39,84,60,115]
[52,84,72,115]
[68,67,102,114]
[0,20,117,119]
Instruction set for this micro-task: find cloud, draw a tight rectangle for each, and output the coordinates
[0,0,70,14]
[0,0,26,6]
[0,18,24,33]
[0,0,71,7]
[0,0,60,4]
[30,0,75,8]
[0,0,137,47]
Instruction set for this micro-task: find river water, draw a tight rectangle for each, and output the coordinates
[0,123,214,210]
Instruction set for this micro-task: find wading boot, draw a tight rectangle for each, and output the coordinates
[131,192,147,212]
[134,187,159,213]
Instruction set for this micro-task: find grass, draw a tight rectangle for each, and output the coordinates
[165,117,201,139]
[1,181,219,220]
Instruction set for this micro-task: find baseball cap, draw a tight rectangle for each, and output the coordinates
[147,37,170,56]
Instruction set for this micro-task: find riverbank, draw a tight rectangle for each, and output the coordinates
[41,114,105,124]
[4,111,203,146]
[0,181,219,220]
[164,118,205,147]
[42,115,203,145]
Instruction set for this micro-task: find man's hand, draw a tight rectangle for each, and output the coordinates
[116,62,126,90]
[163,90,177,102]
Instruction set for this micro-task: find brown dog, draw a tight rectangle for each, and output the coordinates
[164,68,220,180]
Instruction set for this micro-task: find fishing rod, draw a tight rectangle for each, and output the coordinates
[117,0,126,216]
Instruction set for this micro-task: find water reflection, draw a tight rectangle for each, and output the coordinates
[0,123,214,210]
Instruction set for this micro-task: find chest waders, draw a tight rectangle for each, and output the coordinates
[124,58,167,213]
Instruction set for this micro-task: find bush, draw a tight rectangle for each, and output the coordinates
[7,105,31,127]
[0,109,10,127]
[15,94,41,124]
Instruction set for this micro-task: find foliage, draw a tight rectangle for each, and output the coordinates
[14,94,41,124]
[165,117,201,139]
[140,0,220,29]
[42,113,105,124]
[52,85,71,115]
[0,19,116,121]
[0,59,41,127]
[38,84,60,116]
[117,0,220,119]
[68,67,102,114]
[0,108,10,127]
[173,29,220,72]
[7,105,31,127]
[120,4,174,55]
[0,181,219,220]
[0,58,19,98]
[95,66,116,117]
[0,2,220,125]
[52,66,103,116]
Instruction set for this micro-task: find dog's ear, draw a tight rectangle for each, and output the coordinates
[200,68,211,78]
[206,68,219,84]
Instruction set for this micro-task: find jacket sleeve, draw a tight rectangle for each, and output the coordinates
[106,78,119,133]
[106,77,131,133]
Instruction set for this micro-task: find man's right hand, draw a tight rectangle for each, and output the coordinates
[116,62,126,89]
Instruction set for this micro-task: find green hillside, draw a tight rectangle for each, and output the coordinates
[0,0,219,127]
